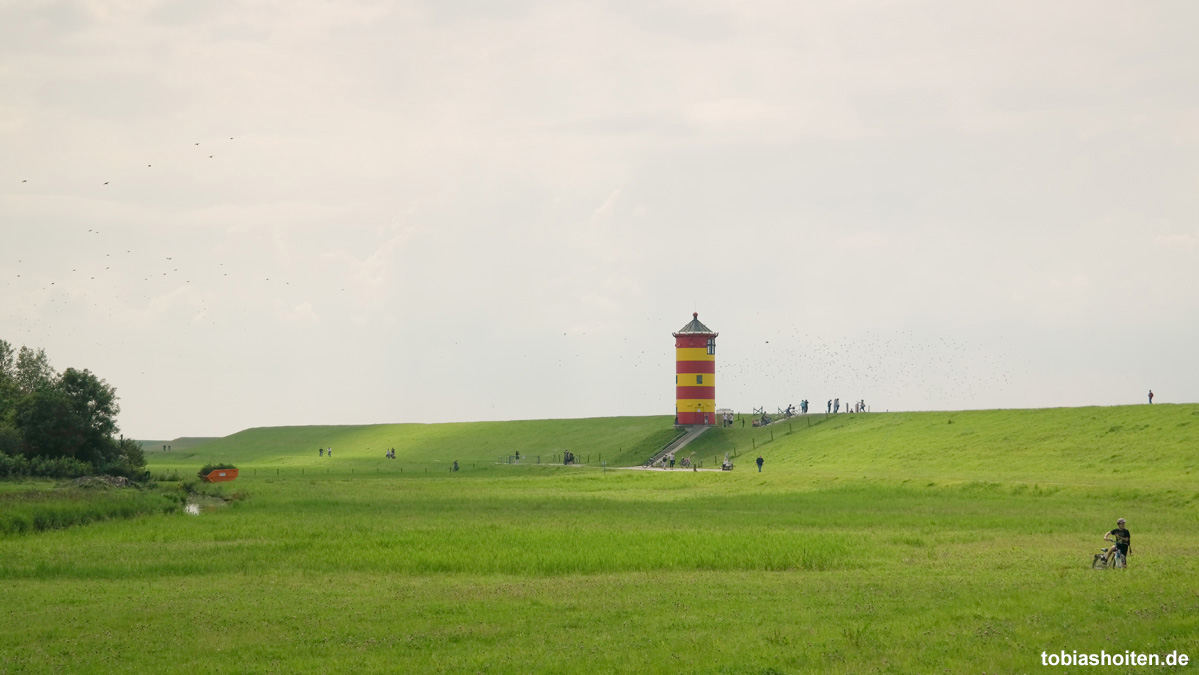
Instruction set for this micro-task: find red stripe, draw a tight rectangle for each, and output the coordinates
[676,412,714,425]
[675,336,711,349]
[676,386,715,399]
[676,361,715,374]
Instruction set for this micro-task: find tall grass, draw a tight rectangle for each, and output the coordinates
[0,485,179,536]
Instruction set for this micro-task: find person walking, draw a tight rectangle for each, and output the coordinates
[1148,390,1154,404]
[827,399,832,414]
[755,455,764,472]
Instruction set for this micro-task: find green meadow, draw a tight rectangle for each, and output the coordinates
[2,406,1198,673]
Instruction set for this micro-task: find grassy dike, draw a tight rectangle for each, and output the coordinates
[1,406,1197,673]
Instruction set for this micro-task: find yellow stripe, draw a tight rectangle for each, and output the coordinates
[675,348,715,362]
[675,373,716,386]
[675,399,717,412]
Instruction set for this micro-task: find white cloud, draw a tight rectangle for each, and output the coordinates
[1154,233,1198,249]
[276,300,320,323]
[1049,274,1091,291]
[837,233,887,248]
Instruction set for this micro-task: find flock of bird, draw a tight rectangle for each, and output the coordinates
[4,135,319,349]
[5,138,1018,413]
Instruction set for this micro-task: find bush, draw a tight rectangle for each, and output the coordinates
[197,463,237,477]
[0,451,91,479]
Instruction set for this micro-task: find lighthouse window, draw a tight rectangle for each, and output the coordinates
[707,338,715,355]
[696,375,703,384]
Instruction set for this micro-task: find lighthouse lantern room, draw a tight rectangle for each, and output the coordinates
[673,312,718,426]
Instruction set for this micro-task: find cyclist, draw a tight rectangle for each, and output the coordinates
[1103,518,1131,567]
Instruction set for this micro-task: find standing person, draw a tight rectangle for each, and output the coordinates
[756,455,764,472]
[453,460,459,472]
[1148,390,1154,404]
[827,400,832,414]
[1104,518,1131,566]
[834,398,840,414]
[319,448,324,457]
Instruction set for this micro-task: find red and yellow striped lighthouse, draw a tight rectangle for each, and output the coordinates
[674,312,718,426]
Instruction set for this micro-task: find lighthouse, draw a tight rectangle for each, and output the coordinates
[674,312,718,426]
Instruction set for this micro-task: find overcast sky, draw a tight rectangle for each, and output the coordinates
[2,1,1197,439]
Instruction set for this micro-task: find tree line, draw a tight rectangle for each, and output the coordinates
[0,339,145,479]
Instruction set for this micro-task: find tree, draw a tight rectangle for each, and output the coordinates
[0,339,16,425]
[58,368,120,465]
[1,340,143,478]
[15,346,56,395]
[15,389,85,461]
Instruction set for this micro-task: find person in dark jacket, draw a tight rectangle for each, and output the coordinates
[756,455,764,472]
[1104,518,1131,566]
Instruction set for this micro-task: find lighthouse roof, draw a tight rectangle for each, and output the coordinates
[673,312,718,337]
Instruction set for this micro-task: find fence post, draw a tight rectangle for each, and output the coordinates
[770,430,774,441]
[752,438,756,449]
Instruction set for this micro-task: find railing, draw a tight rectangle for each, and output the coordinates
[643,427,696,467]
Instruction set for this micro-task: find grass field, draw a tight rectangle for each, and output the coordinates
[2,405,1197,673]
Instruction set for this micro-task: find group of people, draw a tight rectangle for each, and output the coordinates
[826,398,867,414]
[563,450,576,465]
[782,401,810,417]
[384,448,396,459]
[318,447,332,457]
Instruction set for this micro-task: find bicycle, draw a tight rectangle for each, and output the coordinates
[1092,544,1127,570]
